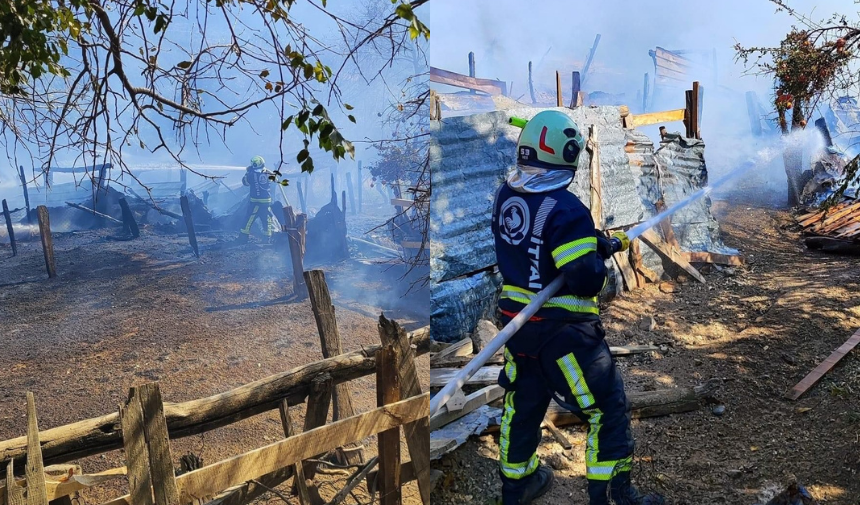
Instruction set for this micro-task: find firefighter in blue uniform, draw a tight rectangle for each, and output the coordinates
[492,110,664,505]
[238,155,275,242]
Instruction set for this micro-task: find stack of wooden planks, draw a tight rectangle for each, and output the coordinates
[796,199,860,240]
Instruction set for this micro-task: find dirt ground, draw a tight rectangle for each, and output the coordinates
[431,199,860,505]
[0,211,429,504]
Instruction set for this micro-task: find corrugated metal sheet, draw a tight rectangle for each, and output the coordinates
[430,270,502,343]
[654,134,738,255]
[430,106,647,284]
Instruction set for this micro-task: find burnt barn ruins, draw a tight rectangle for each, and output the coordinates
[0,157,431,504]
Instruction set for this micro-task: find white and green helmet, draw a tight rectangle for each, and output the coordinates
[251,155,265,169]
[516,110,585,172]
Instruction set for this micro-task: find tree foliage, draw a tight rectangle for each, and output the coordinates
[0,0,428,188]
[735,0,860,203]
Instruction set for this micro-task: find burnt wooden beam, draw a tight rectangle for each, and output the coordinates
[36,206,57,279]
[179,196,199,258]
[2,199,16,256]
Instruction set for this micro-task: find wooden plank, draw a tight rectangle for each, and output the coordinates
[100,395,429,505]
[119,391,153,505]
[528,61,536,104]
[430,367,501,389]
[278,401,310,505]
[429,385,504,431]
[0,328,431,474]
[2,199,17,256]
[587,125,602,228]
[302,374,333,479]
[377,315,431,505]
[784,328,860,401]
[64,202,122,224]
[613,252,637,291]
[429,67,506,96]
[541,415,572,450]
[303,270,362,468]
[26,393,48,505]
[36,206,57,279]
[137,384,179,505]
[639,229,705,283]
[5,459,25,505]
[627,109,686,128]
[376,347,401,505]
[178,196,199,258]
[117,198,140,238]
[2,468,126,505]
[569,71,581,108]
[430,338,473,363]
[681,252,743,267]
[580,34,601,86]
[556,71,563,107]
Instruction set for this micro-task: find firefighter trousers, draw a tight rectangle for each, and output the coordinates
[240,197,275,237]
[497,318,634,500]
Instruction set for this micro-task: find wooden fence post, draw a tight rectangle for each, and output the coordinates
[378,315,431,504]
[376,346,401,505]
[5,457,25,505]
[570,71,581,108]
[121,383,180,505]
[303,270,365,465]
[346,173,356,215]
[555,71,563,107]
[691,81,701,139]
[283,206,307,299]
[36,206,57,278]
[179,196,199,258]
[279,401,311,505]
[118,198,140,239]
[18,166,30,223]
[26,392,48,505]
[528,61,536,104]
[301,374,333,479]
[3,199,17,256]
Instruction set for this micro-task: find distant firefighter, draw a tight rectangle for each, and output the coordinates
[238,155,275,243]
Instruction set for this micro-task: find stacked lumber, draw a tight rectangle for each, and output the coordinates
[796,199,860,240]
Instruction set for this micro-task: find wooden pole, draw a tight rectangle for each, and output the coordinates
[18,166,30,223]
[284,206,307,299]
[528,61,536,104]
[301,374,333,479]
[118,198,140,238]
[179,169,187,194]
[36,206,57,279]
[25,393,48,505]
[357,161,363,213]
[570,71,581,108]
[587,125,603,228]
[120,389,154,505]
[692,81,701,139]
[346,172,356,215]
[468,52,476,95]
[378,315,431,504]
[136,383,180,505]
[64,202,122,224]
[303,270,365,464]
[684,89,694,138]
[580,34,601,87]
[2,199,17,256]
[278,401,311,505]
[556,71,563,107]
[179,196,199,258]
[376,346,401,505]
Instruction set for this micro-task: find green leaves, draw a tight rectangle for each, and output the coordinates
[176,61,192,69]
[392,1,430,40]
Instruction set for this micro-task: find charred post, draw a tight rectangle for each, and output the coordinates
[556,71,563,107]
[468,52,476,95]
[2,199,17,256]
[179,196,200,258]
[118,198,140,238]
[18,166,30,223]
[284,206,307,299]
[528,61,536,104]
[36,206,57,278]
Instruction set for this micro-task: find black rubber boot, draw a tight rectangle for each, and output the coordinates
[609,471,665,505]
[500,466,555,504]
[587,480,611,505]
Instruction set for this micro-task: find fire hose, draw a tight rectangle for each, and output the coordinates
[428,117,757,417]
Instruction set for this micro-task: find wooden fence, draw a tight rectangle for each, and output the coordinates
[0,275,432,505]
